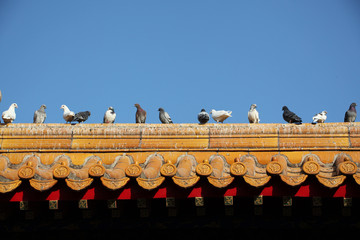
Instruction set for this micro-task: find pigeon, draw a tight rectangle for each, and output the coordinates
[103,106,116,123]
[282,106,302,124]
[158,107,173,124]
[33,104,47,123]
[2,103,18,124]
[60,105,75,123]
[73,111,91,123]
[210,109,232,123]
[198,109,210,124]
[248,104,260,123]
[135,103,146,123]
[312,110,327,124]
[344,103,357,122]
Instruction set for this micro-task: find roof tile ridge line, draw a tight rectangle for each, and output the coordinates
[69,125,74,151]
[348,124,352,148]
[138,125,143,148]
[277,125,280,153]
[0,128,2,151]
[207,125,211,149]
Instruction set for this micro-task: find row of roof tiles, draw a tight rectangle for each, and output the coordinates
[0,151,358,193]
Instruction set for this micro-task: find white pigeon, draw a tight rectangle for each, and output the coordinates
[210,109,232,123]
[248,104,260,123]
[2,103,18,124]
[60,105,75,123]
[103,106,116,123]
[312,110,327,124]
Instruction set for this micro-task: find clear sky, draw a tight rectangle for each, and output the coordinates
[1,1,359,124]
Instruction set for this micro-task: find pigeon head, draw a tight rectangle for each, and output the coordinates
[282,106,289,111]
[250,104,257,110]
[349,103,357,110]
[158,108,164,112]
[108,106,115,112]
[11,103,18,109]
[86,111,91,116]
[134,103,141,108]
[201,109,206,112]
[60,105,66,110]
[322,110,328,115]
[40,104,46,110]
[210,109,215,114]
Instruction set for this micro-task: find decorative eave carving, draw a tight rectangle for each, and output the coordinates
[0,123,359,193]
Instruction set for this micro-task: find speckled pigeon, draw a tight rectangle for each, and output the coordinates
[198,109,210,124]
[33,104,47,123]
[282,106,302,124]
[344,103,357,122]
[312,110,327,124]
[158,107,173,124]
[135,103,146,123]
[103,106,116,123]
[248,104,260,123]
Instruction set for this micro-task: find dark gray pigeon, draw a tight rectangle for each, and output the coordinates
[73,111,91,123]
[158,107,173,124]
[198,109,209,124]
[344,103,357,122]
[282,106,302,124]
[33,104,47,123]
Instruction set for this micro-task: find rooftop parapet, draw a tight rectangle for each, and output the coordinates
[0,123,359,196]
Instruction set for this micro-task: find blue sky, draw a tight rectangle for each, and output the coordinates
[1,1,360,124]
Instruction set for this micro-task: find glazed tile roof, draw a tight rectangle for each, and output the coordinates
[0,123,359,199]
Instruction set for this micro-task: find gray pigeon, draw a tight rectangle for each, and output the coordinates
[282,106,302,124]
[198,109,209,124]
[73,111,91,123]
[33,104,47,123]
[158,107,173,124]
[344,103,357,122]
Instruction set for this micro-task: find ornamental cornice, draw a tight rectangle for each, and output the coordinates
[0,123,359,192]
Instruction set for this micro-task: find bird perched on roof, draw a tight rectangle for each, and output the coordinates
[210,109,232,123]
[2,103,18,124]
[60,105,75,123]
[33,104,47,123]
[73,111,91,123]
[344,103,357,122]
[312,110,327,124]
[282,106,302,124]
[198,109,210,124]
[248,104,260,123]
[103,107,116,123]
[158,108,173,124]
[135,103,146,123]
